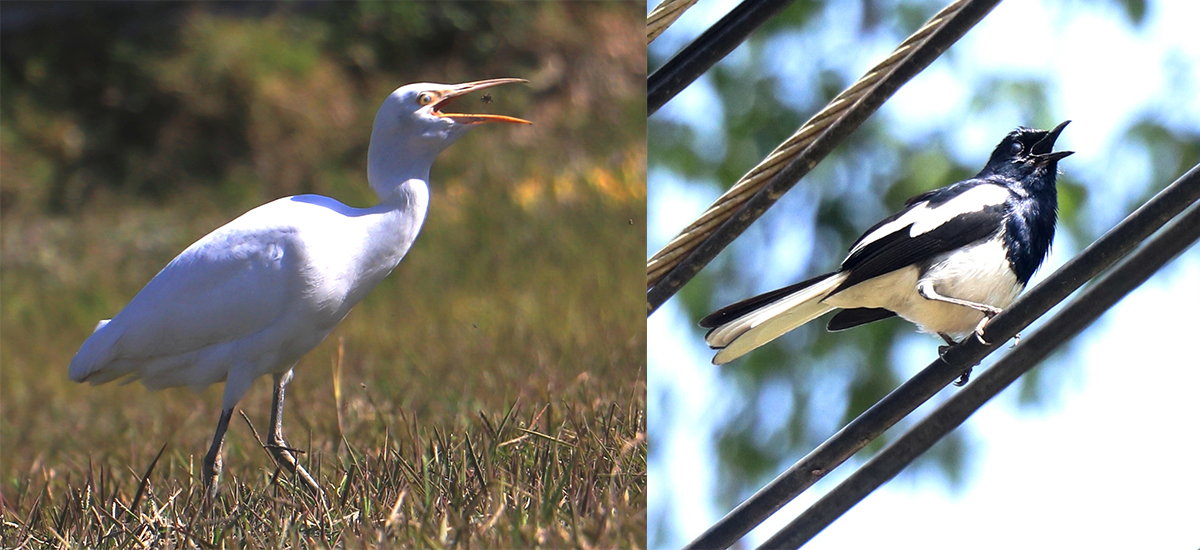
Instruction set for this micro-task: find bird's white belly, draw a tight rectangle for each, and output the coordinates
[825,236,1023,337]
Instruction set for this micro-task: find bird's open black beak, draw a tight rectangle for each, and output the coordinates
[432,78,531,125]
[1032,120,1073,161]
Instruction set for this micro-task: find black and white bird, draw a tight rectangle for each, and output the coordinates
[701,121,1073,366]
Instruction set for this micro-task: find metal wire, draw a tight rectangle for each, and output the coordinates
[761,196,1200,549]
[647,0,701,44]
[648,0,797,114]
[647,0,1002,314]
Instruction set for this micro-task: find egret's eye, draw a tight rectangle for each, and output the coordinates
[417,92,436,106]
[1008,141,1023,155]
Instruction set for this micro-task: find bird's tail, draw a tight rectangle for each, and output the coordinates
[701,272,847,365]
[68,319,118,383]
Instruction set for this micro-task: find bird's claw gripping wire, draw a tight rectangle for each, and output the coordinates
[948,307,1007,386]
[972,305,1003,346]
[936,333,974,386]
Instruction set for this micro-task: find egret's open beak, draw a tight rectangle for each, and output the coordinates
[433,78,531,125]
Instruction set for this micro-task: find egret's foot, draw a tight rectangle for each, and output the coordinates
[267,442,322,497]
[202,451,222,502]
[953,368,973,387]
[1011,332,1021,347]
[265,443,306,456]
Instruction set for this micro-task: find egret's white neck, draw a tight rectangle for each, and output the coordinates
[354,136,431,295]
[367,112,457,203]
[367,147,435,206]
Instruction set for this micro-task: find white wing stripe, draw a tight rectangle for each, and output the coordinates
[909,184,1010,237]
[846,184,1010,260]
[848,203,930,258]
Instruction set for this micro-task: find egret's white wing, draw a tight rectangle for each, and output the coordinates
[69,205,307,384]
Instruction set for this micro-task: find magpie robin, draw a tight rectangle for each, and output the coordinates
[701,121,1073,367]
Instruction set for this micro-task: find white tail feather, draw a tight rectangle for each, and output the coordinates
[707,273,847,364]
[69,319,118,383]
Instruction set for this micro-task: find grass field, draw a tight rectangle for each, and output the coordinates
[1,4,646,546]
[1,151,646,548]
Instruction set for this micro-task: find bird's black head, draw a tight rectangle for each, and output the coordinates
[985,121,1072,285]
[980,121,1073,183]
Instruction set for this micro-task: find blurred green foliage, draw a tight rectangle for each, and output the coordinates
[649,0,1200,519]
[1,1,646,544]
[1,2,644,213]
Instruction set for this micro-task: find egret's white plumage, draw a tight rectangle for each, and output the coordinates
[69,78,529,497]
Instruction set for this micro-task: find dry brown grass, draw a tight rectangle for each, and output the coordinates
[3,362,645,548]
[1,164,646,547]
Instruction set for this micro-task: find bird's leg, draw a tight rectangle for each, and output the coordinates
[266,372,322,496]
[936,333,973,386]
[937,333,957,357]
[917,281,1002,345]
[202,408,233,501]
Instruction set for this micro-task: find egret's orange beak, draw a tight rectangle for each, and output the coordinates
[432,78,531,125]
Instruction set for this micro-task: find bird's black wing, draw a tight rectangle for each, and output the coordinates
[902,187,942,207]
[834,182,1012,293]
[699,272,836,329]
[827,307,897,331]
[844,179,979,253]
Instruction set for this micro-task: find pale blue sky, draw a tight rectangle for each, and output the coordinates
[649,0,1200,548]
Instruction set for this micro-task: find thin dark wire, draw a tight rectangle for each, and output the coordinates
[682,163,1200,550]
[648,0,797,116]
[986,163,1200,337]
[647,0,1002,314]
[761,199,1200,549]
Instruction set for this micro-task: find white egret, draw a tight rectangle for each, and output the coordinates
[68,78,530,498]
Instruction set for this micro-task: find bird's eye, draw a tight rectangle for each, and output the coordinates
[1008,141,1023,155]
[417,92,436,106]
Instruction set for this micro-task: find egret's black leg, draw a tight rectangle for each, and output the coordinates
[266,371,322,496]
[202,407,233,500]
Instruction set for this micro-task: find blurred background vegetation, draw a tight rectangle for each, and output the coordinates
[648,0,1199,547]
[1,1,645,544]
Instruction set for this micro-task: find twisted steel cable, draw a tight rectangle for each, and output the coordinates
[648,0,701,43]
[647,0,1002,313]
